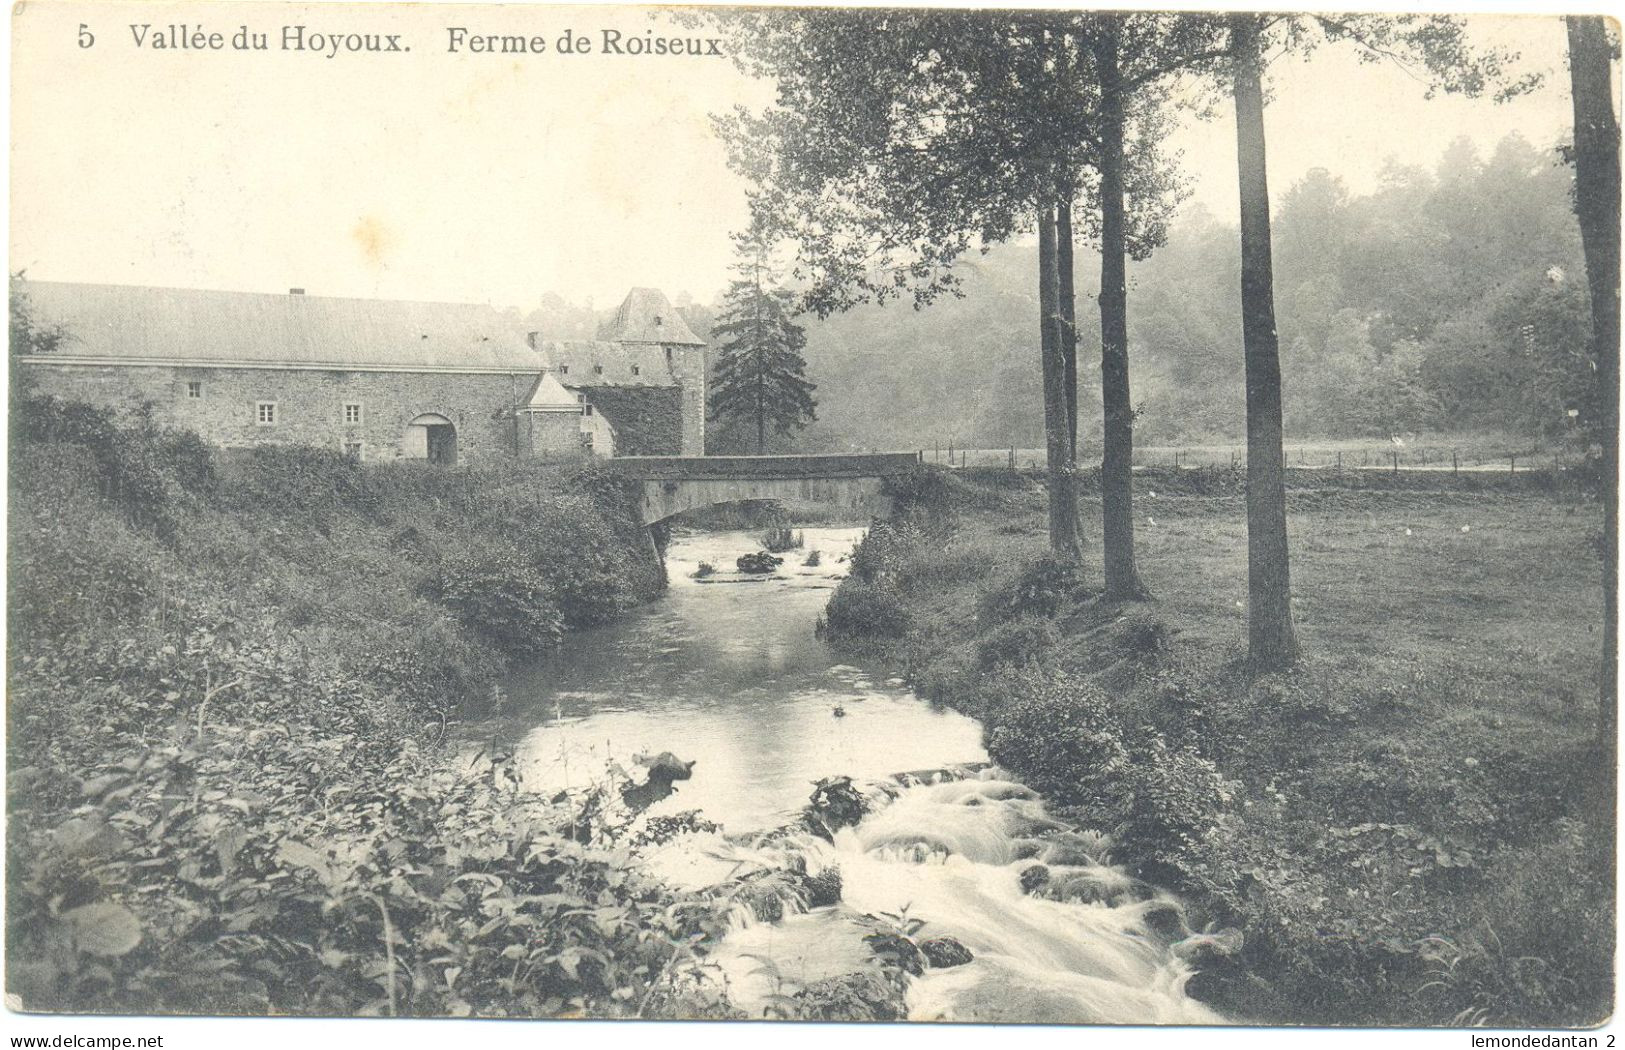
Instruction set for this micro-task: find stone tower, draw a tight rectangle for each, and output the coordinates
[598,287,707,455]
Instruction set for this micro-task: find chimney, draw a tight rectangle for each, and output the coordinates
[526,331,541,350]
[289,287,305,295]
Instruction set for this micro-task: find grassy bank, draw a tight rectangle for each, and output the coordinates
[821,465,1612,1026]
[6,397,744,1017]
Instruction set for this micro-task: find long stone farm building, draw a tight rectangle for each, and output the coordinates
[14,281,707,464]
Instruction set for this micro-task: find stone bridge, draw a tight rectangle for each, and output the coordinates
[604,453,923,525]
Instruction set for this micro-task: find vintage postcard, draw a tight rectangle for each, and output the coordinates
[5,0,1618,1040]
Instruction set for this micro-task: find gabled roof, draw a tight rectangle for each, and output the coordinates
[13,280,542,373]
[596,287,705,346]
[539,340,678,388]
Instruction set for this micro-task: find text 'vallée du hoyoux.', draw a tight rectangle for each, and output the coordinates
[116,24,725,58]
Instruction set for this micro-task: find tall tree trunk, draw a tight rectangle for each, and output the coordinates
[1230,14,1298,669]
[1040,202,1085,560]
[1095,22,1149,602]
[1057,200,1080,462]
[1567,15,1619,767]
[756,371,766,454]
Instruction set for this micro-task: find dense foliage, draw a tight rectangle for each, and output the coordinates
[787,134,1593,450]
[4,401,754,1018]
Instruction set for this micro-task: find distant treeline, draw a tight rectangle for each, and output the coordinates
[790,133,1592,452]
[517,133,1588,455]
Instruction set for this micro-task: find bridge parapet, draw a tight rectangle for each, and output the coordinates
[602,452,923,525]
[604,452,922,481]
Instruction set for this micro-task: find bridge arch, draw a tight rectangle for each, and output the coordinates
[603,453,921,526]
[639,476,893,525]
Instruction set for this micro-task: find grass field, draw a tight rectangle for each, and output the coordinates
[822,466,1612,1025]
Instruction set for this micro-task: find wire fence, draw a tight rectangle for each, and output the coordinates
[911,443,1578,475]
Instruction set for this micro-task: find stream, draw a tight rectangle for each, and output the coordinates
[496,526,1223,1024]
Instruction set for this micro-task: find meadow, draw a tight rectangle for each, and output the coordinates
[822,464,1612,1026]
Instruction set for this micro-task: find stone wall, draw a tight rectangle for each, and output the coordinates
[23,362,530,464]
[518,410,587,460]
[666,345,707,455]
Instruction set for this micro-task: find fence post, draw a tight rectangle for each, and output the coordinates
[1336,450,1342,470]
[1009,447,1016,470]
[1510,455,1517,475]
[1391,450,1399,474]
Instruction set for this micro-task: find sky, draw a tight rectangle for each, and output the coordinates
[7,2,1595,314]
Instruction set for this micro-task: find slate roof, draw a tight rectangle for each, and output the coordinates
[539,340,678,388]
[595,287,705,346]
[14,280,542,373]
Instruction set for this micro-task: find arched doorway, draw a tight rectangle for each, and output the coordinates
[405,413,457,465]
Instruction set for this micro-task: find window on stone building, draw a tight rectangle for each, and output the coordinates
[344,441,364,462]
[584,404,594,417]
[632,364,641,376]
[186,381,203,399]
[343,402,363,425]
[594,363,604,375]
[559,364,569,375]
[256,401,277,425]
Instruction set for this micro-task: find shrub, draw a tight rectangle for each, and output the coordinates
[986,666,1232,873]
[429,545,563,657]
[846,518,924,583]
[975,616,1060,670]
[12,396,208,533]
[880,466,955,525]
[981,552,1094,621]
[820,578,910,640]
[761,526,802,552]
[803,550,823,568]
[986,668,1134,804]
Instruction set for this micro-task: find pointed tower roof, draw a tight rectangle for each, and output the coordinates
[519,371,583,412]
[597,287,705,346]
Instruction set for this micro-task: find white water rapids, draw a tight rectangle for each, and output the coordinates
[496,527,1227,1024]
[644,768,1224,1024]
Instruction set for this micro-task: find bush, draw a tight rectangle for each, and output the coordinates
[761,526,802,552]
[974,616,1059,670]
[12,396,213,534]
[846,518,924,583]
[820,578,910,641]
[986,668,1134,804]
[429,546,564,657]
[986,667,1232,873]
[880,466,955,525]
[981,552,1095,621]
